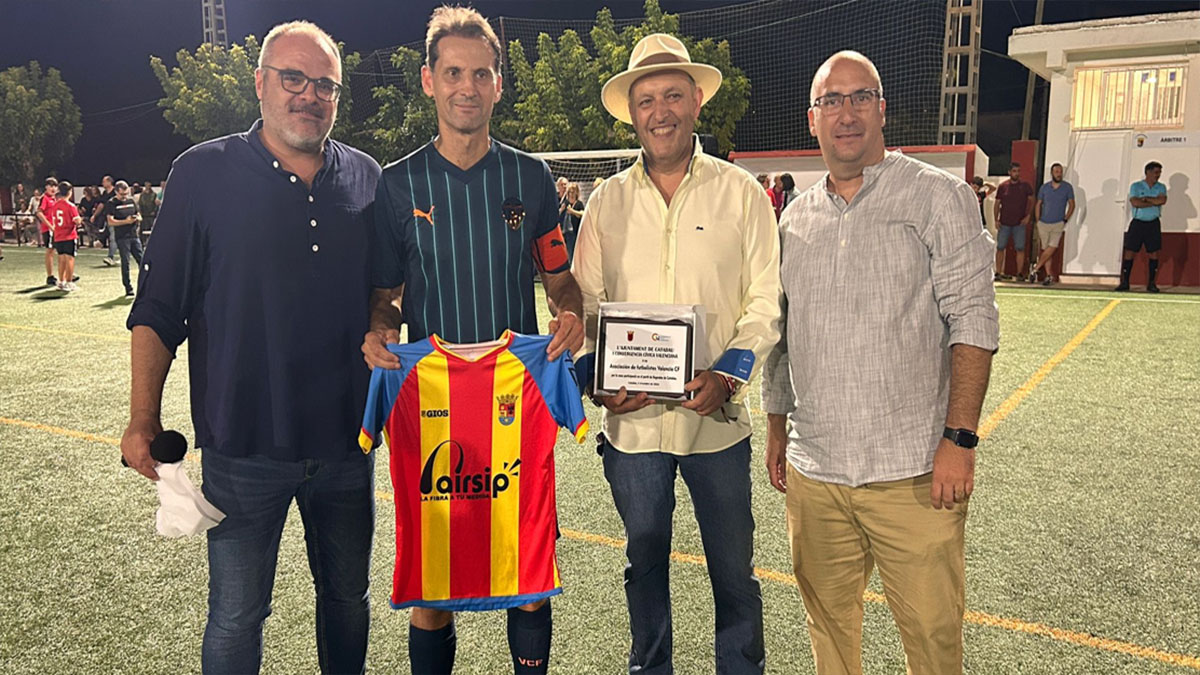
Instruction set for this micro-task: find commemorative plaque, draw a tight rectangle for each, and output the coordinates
[594,303,702,401]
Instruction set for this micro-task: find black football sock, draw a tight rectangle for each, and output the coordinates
[507,603,552,674]
[1148,259,1159,285]
[1120,258,1134,285]
[409,621,456,675]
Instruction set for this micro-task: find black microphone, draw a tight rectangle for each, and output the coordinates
[121,430,188,466]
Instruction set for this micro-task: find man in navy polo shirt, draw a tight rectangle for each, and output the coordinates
[1117,161,1168,292]
[121,21,380,674]
[361,7,583,675]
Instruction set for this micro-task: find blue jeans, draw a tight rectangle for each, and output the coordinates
[200,450,375,674]
[996,224,1026,251]
[116,236,143,293]
[602,438,764,674]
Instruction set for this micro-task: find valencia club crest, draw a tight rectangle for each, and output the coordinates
[501,197,525,230]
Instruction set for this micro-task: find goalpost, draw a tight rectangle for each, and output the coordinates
[533,149,641,203]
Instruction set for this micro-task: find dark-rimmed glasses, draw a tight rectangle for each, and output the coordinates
[810,88,881,113]
[261,65,343,102]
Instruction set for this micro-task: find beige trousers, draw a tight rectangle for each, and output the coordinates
[786,465,967,675]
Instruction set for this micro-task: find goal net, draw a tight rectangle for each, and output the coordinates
[535,149,640,203]
[349,0,948,154]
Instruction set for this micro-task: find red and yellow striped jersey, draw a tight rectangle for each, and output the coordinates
[360,331,588,611]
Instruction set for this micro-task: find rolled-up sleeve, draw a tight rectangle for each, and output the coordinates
[712,184,782,399]
[126,155,205,354]
[761,286,795,415]
[925,182,1000,352]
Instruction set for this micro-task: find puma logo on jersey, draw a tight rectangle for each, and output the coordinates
[549,239,564,248]
[413,205,435,225]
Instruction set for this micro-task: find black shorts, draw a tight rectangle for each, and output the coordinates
[1123,218,1162,253]
[41,231,52,247]
[53,240,76,256]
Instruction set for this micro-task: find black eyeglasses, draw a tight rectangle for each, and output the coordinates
[810,88,881,112]
[261,65,343,102]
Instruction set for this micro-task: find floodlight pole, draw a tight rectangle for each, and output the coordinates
[202,0,228,48]
[1020,0,1046,140]
[938,0,982,145]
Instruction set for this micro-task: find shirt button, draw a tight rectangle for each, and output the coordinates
[310,219,317,228]
[312,244,319,252]
[272,161,279,169]
[308,195,314,203]
[290,176,297,183]
[841,239,846,247]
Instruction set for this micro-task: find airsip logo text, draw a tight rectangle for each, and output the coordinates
[419,440,520,502]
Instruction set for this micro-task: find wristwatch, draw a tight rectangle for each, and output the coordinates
[943,427,979,449]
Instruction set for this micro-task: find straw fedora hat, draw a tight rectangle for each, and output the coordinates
[601,33,723,125]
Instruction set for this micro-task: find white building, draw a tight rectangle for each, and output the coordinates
[1009,11,1200,283]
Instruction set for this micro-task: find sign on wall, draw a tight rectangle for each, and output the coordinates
[1133,131,1199,148]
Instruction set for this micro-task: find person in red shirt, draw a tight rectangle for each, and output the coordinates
[992,163,1034,281]
[48,181,83,291]
[36,177,60,286]
[757,173,782,220]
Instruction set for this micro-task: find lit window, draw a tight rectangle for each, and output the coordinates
[1071,64,1186,130]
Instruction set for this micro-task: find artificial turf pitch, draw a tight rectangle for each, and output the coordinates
[1,244,1198,673]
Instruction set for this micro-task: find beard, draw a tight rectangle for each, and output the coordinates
[263,96,334,154]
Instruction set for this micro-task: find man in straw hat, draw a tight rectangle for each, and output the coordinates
[761,50,998,674]
[573,32,781,674]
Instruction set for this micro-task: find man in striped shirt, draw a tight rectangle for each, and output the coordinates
[361,7,583,675]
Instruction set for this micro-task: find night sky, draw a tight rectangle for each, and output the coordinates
[2,0,1196,184]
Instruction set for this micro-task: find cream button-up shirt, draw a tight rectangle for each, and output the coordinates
[572,139,781,455]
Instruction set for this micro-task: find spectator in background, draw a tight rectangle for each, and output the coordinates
[972,176,996,226]
[993,163,1033,281]
[36,177,59,286]
[16,187,37,246]
[77,186,99,247]
[11,183,28,218]
[556,175,570,227]
[107,180,144,297]
[561,182,584,263]
[1030,162,1075,286]
[1117,161,1168,293]
[771,174,788,220]
[137,180,160,241]
[778,173,798,213]
[94,175,117,266]
[757,172,781,218]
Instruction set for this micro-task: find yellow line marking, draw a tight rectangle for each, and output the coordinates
[0,417,122,445]
[0,323,130,342]
[558,526,1198,669]
[978,299,1120,440]
[6,412,1199,669]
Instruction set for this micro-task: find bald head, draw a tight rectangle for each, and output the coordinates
[810,50,882,106]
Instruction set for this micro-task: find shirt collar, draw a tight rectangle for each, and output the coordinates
[425,136,500,178]
[821,149,900,203]
[246,118,336,186]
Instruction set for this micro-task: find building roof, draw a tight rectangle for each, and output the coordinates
[1009,11,1200,78]
[1012,11,1199,37]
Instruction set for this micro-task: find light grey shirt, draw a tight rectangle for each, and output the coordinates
[762,151,999,487]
